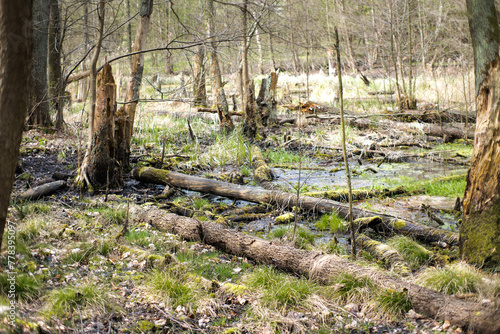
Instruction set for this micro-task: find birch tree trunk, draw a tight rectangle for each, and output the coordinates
[461,0,500,266]
[48,0,64,129]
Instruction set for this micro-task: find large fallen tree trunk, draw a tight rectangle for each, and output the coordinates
[136,207,500,334]
[132,167,458,246]
[15,180,66,201]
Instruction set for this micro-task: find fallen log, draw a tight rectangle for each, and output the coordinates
[197,107,242,117]
[16,180,66,201]
[386,109,476,124]
[132,167,459,246]
[136,207,500,334]
[303,187,407,202]
[405,122,474,141]
[356,234,410,275]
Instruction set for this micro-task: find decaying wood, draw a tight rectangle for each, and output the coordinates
[136,207,500,334]
[403,121,474,142]
[283,101,328,114]
[356,233,409,274]
[132,167,459,246]
[197,107,242,117]
[16,180,66,201]
[256,71,278,125]
[386,109,476,124]
[303,187,407,202]
[251,145,274,188]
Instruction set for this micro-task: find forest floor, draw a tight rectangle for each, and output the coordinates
[1,79,499,333]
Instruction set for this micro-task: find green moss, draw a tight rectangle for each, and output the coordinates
[460,196,500,267]
[391,220,406,230]
[274,213,294,224]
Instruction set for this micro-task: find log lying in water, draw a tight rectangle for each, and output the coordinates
[131,167,458,246]
[136,207,500,334]
[303,187,407,202]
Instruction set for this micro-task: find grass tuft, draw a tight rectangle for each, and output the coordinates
[146,270,201,311]
[316,212,347,233]
[0,273,40,301]
[376,288,412,318]
[245,266,317,309]
[269,225,316,249]
[44,282,115,318]
[386,236,430,270]
[329,272,376,304]
[415,262,482,295]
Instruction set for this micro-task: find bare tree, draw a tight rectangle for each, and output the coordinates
[0,0,33,250]
[28,0,51,127]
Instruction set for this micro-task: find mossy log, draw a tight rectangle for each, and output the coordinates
[16,180,66,201]
[386,109,476,124]
[303,187,407,202]
[132,167,459,246]
[356,234,410,275]
[136,207,500,334]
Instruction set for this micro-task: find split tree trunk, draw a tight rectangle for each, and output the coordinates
[461,0,500,266]
[121,0,154,168]
[192,45,207,107]
[88,63,118,187]
[136,207,500,334]
[132,167,459,246]
[256,72,278,126]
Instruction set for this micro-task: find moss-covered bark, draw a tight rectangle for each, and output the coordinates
[462,0,500,266]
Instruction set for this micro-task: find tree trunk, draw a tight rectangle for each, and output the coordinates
[193,44,207,107]
[461,0,500,267]
[136,207,500,334]
[48,0,64,129]
[122,0,154,168]
[75,0,105,191]
[0,0,33,251]
[256,72,278,126]
[28,0,51,127]
[206,0,233,131]
[132,167,459,246]
[88,63,118,187]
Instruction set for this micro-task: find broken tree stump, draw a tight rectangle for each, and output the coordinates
[132,167,459,246]
[136,207,500,334]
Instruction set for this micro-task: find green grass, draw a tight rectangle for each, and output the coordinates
[415,262,483,295]
[17,216,47,243]
[329,272,376,304]
[0,273,40,301]
[386,236,431,270]
[315,212,347,233]
[64,239,115,264]
[245,266,317,309]
[422,177,466,197]
[44,282,115,318]
[146,270,202,311]
[269,225,316,249]
[376,288,412,318]
[266,149,308,164]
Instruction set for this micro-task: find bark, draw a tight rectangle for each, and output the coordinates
[387,109,476,124]
[461,0,500,266]
[28,0,51,127]
[122,0,154,168]
[16,181,66,202]
[132,167,459,246]
[356,234,410,274]
[136,207,500,334]
[216,88,234,132]
[251,145,274,188]
[243,80,257,138]
[48,0,63,129]
[256,72,278,126]
[88,63,118,187]
[193,45,207,107]
[303,187,407,202]
[0,0,33,250]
